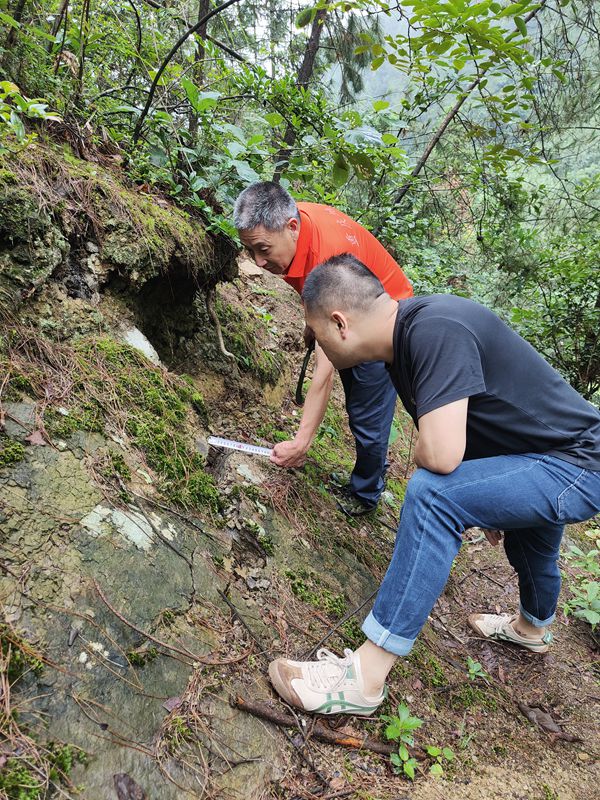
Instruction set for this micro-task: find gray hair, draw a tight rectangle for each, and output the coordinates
[302,254,385,316]
[233,181,300,232]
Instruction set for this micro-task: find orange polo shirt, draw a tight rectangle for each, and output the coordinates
[283,202,413,300]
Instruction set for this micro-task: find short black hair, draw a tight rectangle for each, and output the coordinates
[302,254,385,316]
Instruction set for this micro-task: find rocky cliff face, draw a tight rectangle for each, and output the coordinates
[0,141,382,799]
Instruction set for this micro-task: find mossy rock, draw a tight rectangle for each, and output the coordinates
[0,184,69,307]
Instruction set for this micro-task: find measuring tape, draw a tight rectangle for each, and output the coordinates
[207,436,273,457]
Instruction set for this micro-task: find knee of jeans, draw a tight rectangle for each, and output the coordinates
[404,468,442,506]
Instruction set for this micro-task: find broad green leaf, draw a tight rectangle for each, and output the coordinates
[442,747,455,761]
[430,763,444,777]
[195,91,220,112]
[181,77,198,109]
[348,152,375,180]
[514,16,528,37]
[296,7,314,28]
[9,109,25,141]
[403,758,417,780]
[0,81,20,94]
[227,141,246,157]
[373,100,390,112]
[399,744,409,761]
[264,112,283,126]
[332,155,349,188]
[426,746,442,757]
[232,160,260,184]
[382,133,398,145]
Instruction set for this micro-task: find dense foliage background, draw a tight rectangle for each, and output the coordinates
[1,0,599,400]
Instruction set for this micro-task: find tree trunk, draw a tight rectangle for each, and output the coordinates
[189,0,210,137]
[2,0,27,72]
[272,7,327,182]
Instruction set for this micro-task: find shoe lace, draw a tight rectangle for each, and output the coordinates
[306,648,355,691]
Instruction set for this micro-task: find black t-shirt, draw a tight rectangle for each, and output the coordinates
[388,295,600,470]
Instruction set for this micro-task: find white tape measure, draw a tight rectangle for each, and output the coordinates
[207,436,273,457]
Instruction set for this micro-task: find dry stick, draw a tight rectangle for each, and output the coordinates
[231,695,397,757]
[381,0,550,217]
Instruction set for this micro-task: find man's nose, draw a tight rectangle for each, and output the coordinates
[255,255,268,268]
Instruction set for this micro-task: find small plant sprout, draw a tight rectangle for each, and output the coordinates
[381,703,423,780]
[425,744,455,777]
[466,655,489,682]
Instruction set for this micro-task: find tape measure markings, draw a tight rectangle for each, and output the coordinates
[207,436,273,457]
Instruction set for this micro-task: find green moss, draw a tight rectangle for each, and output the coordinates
[284,569,347,618]
[407,642,447,688]
[448,684,498,711]
[0,436,25,468]
[1,625,44,682]
[127,646,159,667]
[218,299,284,386]
[0,759,45,799]
[387,477,407,505]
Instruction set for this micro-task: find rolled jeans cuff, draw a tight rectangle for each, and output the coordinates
[361,611,415,656]
[519,603,555,628]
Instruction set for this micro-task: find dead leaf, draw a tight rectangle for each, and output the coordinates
[25,430,46,446]
[113,773,147,800]
[162,696,182,712]
[517,703,582,742]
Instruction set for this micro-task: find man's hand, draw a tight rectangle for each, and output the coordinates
[270,438,308,468]
[483,529,503,546]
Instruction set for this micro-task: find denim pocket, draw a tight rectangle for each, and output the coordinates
[556,468,600,524]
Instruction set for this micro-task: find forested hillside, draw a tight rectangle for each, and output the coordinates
[0,2,599,799]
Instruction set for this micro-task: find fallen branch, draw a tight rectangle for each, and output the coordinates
[231,695,396,756]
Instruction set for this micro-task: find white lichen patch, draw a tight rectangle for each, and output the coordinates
[79,504,177,551]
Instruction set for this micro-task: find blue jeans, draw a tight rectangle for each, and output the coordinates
[362,454,600,656]
[339,361,398,507]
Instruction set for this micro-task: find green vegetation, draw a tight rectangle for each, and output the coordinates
[0,626,85,799]
[1,333,219,513]
[563,528,600,629]
[1,624,44,682]
[0,435,25,468]
[285,569,347,618]
[382,703,423,780]
[383,703,456,780]
[407,643,447,689]
[218,299,284,385]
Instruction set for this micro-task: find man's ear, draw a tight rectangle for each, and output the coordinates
[287,217,300,238]
[331,311,349,338]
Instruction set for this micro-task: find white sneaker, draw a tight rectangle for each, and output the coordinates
[268,648,386,716]
[468,613,554,653]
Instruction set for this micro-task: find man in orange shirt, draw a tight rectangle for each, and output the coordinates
[233,182,413,515]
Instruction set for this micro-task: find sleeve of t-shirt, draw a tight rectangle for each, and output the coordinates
[408,317,486,418]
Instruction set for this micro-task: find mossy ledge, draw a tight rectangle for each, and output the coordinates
[0,139,237,313]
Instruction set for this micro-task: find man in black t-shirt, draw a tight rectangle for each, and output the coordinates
[267,254,600,718]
